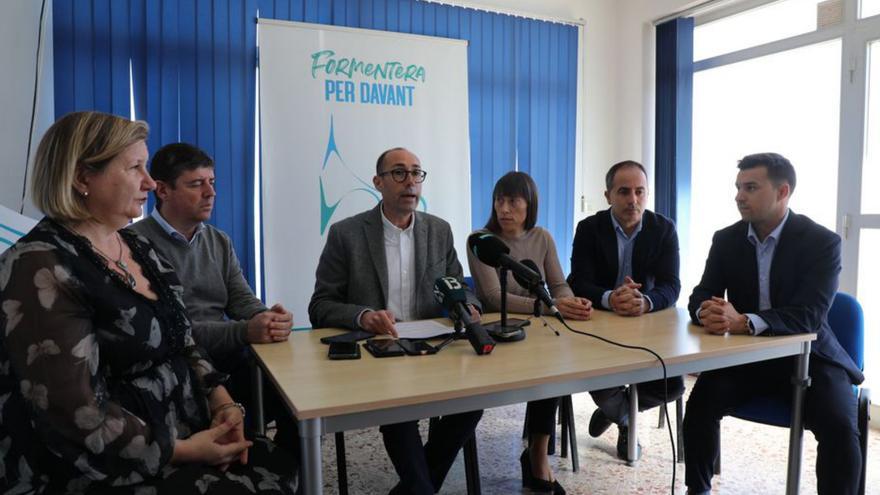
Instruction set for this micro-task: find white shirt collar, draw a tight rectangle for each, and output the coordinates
[380,204,415,234]
[747,209,790,246]
[609,209,643,240]
[151,208,205,245]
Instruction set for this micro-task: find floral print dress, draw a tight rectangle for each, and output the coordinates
[0,218,296,494]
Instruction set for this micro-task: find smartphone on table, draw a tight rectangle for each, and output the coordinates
[364,338,406,358]
[328,341,361,360]
[398,339,438,356]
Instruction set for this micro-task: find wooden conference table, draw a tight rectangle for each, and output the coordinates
[251,308,815,495]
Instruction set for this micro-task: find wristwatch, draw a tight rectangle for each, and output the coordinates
[746,317,756,335]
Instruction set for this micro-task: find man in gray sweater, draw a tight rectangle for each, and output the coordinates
[128,142,296,448]
[129,143,293,355]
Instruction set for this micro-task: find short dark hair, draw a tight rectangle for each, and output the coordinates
[485,171,539,234]
[737,152,796,192]
[375,147,407,175]
[605,160,648,191]
[149,142,214,208]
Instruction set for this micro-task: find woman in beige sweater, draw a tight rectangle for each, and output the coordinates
[467,171,591,494]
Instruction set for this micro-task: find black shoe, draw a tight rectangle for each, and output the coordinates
[616,425,642,461]
[588,408,613,438]
[519,449,566,494]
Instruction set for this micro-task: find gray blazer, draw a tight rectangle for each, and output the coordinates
[309,204,479,329]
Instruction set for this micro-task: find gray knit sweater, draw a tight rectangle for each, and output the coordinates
[128,216,267,358]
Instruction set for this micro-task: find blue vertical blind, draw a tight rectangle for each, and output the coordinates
[54,0,259,287]
[514,18,578,270]
[53,0,579,283]
[654,17,694,229]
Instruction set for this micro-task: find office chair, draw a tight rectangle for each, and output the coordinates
[713,292,871,495]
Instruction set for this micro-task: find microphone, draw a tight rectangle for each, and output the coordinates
[432,277,495,355]
[467,232,541,287]
[513,259,564,323]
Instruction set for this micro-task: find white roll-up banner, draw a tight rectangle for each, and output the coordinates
[0,204,38,254]
[258,20,471,328]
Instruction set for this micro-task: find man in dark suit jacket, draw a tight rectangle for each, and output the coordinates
[567,160,684,460]
[684,153,862,495]
[309,147,482,495]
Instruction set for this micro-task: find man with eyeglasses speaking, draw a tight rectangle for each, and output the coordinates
[309,147,483,495]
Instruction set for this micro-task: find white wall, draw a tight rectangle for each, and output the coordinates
[0,0,53,217]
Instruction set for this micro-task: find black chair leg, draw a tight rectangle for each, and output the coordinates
[335,432,348,495]
[249,356,265,435]
[676,396,685,463]
[858,388,870,495]
[562,395,579,472]
[657,401,666,428]
[463,434,481,495]
[713,452,721,475]
[560,398,569,459]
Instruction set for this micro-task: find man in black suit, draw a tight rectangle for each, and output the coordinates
[568,160,684,460]
[683,153,862,495]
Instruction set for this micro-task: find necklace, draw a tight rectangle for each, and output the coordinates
[70,226,137,290]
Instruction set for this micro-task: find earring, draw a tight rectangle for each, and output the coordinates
[81,190,89,197]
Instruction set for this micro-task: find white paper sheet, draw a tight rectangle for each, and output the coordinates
[395,320,455,340]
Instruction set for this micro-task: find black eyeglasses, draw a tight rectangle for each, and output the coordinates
[378,169,428,183]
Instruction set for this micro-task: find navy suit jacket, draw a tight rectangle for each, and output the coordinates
[687,211,863,384]
[567,209,681,311]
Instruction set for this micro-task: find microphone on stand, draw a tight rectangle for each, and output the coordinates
[432,277,495,355]
[467,232,542,286]
[512,259,565,324]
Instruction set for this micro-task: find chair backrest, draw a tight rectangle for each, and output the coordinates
[827,292,865,370]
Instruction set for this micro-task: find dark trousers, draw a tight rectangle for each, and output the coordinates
[379,410,483,495]
[590,376,685,426]
[525,398,560,436]
[683,356,861,495]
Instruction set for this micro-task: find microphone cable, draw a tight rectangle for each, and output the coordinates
[538,315,677,495]
[21,0,49,214]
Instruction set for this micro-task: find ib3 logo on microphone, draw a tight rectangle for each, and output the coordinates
[432,276,463,302]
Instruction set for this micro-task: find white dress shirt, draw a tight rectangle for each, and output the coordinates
[381,206,417,322]
[601,212,654,311]
[744,209,791,335]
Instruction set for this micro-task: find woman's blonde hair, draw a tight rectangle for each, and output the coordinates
[31,111,149,222]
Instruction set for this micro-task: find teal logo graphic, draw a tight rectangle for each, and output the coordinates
[319,116,378,234]
[319,116,428,235]
[0,223,26,247]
